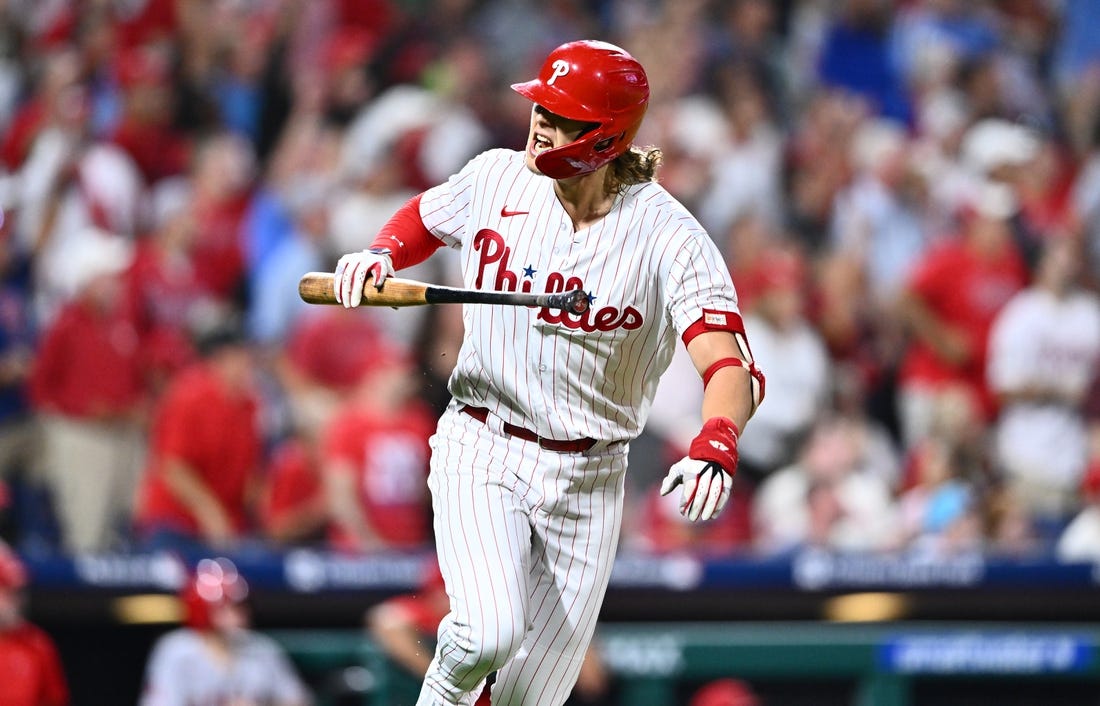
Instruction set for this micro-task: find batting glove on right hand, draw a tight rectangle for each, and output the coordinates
[334,247,394,308]
[660,417,739,522]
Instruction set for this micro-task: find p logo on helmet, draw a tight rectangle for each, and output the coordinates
[512,40,650,179]
[547,59,570,85]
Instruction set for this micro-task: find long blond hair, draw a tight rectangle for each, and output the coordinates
[605,145,662,194]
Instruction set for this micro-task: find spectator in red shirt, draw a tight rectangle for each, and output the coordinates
[107,44,190,185]
[134,321,261,554]
[896,180,1030,449]
[258,429,328,547]
[277,306,385,443]
[29,231,146,553]
[0,48,85,172]
[0,542,69,706]
[187,133,255,304]
[124,179,217,391]
[322,345,435,553]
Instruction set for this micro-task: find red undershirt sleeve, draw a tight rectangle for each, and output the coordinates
[369,193,444,270]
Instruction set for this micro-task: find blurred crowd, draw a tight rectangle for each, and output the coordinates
[1,0,1100,565]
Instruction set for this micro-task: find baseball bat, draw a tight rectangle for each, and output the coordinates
[298,272,591,315]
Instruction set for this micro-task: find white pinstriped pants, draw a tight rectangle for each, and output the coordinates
[417,404,627,706]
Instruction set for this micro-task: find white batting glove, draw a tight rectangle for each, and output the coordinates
[334,248,394,308]
[660,458,733,522]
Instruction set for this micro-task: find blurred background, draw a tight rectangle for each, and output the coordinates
[2,0,1100,704]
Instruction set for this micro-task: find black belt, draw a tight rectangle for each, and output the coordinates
[460,405,596,453]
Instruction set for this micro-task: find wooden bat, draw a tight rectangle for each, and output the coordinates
[298,272,591,315]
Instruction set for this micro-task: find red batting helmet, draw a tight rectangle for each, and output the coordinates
[180,558,249,630]
[0,544,26,591]
[511,40,649,179]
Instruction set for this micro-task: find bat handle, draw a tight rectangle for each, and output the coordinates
[544,288,590,315]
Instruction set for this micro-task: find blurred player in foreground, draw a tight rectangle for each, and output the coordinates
[0,542,68,706]
[140,557,311,706]
[334,39,763,705]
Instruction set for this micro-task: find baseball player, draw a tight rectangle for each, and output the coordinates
[334,40,764,706]
[0,542,69,706]
[139,558,311,706]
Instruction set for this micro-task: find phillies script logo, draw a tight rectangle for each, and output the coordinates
[473,229,643,332]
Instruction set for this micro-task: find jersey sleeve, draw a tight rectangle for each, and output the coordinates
[662,225,741,339]
[139,635,188,706]
[419,149,502,248]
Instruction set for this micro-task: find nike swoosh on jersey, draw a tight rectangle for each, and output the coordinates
[501,207,530,217]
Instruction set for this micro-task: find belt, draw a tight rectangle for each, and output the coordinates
[460,405,596,453]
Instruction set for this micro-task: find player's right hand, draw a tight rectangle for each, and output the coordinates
[334,248,395,307]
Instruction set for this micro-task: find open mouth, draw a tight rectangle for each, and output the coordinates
[532,134,553,154]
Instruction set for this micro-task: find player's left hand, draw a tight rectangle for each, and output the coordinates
[659,417,739,522]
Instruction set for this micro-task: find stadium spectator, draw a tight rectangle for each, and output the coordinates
[817,0,911,123]
[134,321,261,554]
[277,306,384,440]
[322,345,434,553]
[1056,457,1100,563]
[247,171,333,347]
[829,117,931,304]
[987,238,1100,520]
[259,429,328,548]
[697,69,784,236]
[186,133,256,305]
[24,141,145,326]
[895,176,1029,449]
[0,217,36,537]
[898,436,984,557]
[140,557,310,706]
[1053,0,1100,155]
[0,541,68,706]
[107,44,190,185]
[29,230,146,553]
[0,48,84,173]
[754,416,899,554]
[736,246,831,485]
[124,179,207,390]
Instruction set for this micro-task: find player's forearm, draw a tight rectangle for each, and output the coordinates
[162,458,231,537]
[370,621,434,676]
[700,366,753,432]
[898,291,969,361]
[369,193,444,270]
[686,330,759,430]
[324,467,383,548]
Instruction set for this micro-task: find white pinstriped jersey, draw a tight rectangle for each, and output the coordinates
[419,148,739,442]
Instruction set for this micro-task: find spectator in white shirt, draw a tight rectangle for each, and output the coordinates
[987,237,1100,519]
[737,246,831,484]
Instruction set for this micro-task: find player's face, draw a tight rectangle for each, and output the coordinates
[210,601,250,637]
[524,105,594,174]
